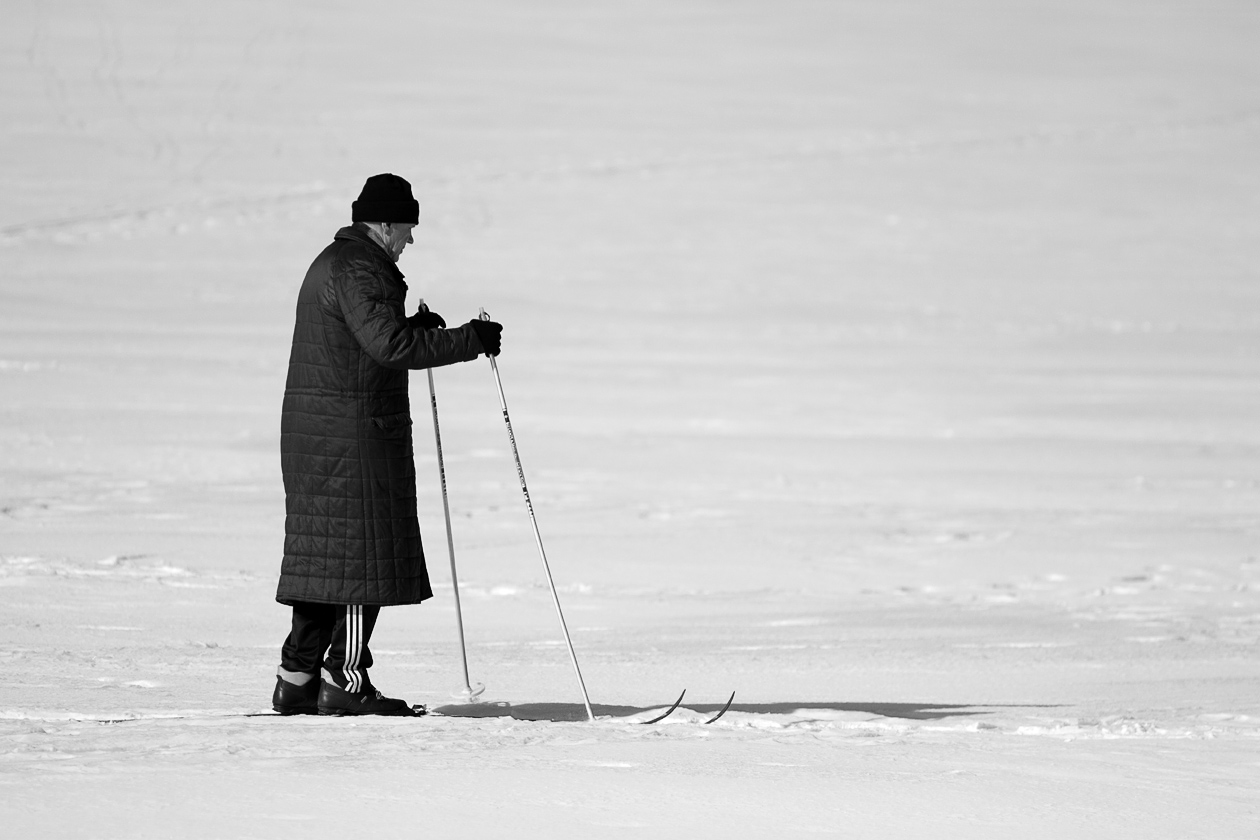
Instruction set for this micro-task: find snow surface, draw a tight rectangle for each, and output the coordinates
[2,1,1259,837]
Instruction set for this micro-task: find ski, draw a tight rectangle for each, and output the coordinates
[423,690,742,724]
[704,691,736,724]
[89,712,284,724]
[84,706,430,724]
[73,692,737,725]
[640,690,687,724]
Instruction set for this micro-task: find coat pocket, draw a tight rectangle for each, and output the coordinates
[370,413,413,432]
[364,413,416,497]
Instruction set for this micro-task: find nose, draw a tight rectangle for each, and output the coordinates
[407,231,414,244]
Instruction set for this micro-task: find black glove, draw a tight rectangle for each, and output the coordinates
[409,308,446,330]
[466,318,503,357]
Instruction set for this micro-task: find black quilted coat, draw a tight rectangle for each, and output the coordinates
[277,224,483,607]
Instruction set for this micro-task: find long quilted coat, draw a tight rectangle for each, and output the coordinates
[277,224,483,607]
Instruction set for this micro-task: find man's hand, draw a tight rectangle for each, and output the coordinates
[467,318,503,357]
[410,303,446,330]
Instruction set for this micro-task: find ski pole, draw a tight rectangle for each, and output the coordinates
[418,300,481,701]
[479,308,595,722]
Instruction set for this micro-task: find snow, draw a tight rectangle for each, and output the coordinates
[2,0,1259,836]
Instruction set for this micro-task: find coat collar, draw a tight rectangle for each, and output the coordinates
[334,223,406,283]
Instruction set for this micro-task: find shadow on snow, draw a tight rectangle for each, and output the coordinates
[433,700,1061,723]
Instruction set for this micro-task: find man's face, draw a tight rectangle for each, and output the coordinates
[382,222,416,262]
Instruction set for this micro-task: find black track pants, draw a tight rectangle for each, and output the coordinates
[280,601,381,691]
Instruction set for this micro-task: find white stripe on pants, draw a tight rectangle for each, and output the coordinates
[343,605,363,693]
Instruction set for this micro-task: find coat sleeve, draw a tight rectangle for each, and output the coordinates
[333,256,484,370]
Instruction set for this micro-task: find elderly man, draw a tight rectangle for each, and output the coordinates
[272,173,502,716]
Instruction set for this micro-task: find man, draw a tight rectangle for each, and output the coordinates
[272,173,503,716]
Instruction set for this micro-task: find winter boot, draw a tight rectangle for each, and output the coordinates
[317,679,414,716]
[272,674,319,715]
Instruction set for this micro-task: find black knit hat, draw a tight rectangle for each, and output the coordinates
[351,173,419,224]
